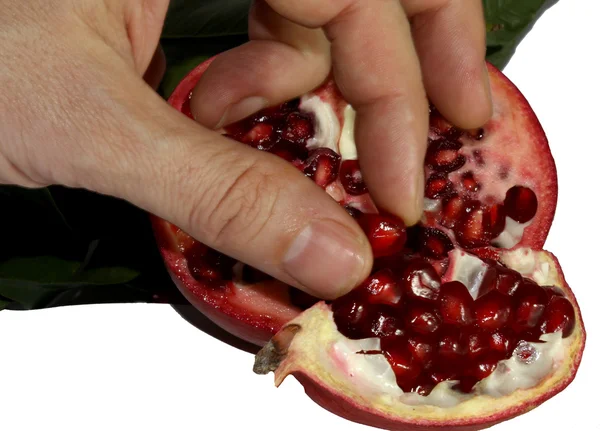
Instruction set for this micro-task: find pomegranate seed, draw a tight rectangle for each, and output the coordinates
[543,285,566,299]
[461,171,480,193]
[242,123,274,149]
[268,139,308,162]
[289,288,320,309]
[419,228,454,259]
[437,329,467,361]
[454,376,479,393]
[361,269,403,306]
[408,335,436,368]
[384,342,422,387]
[512,281,549,331]
[494,266,524,296]
[425,173,454,199]
[280,112,313,143]
[331,293,370,339]
[474,291,512,331]
[440,194,463,229]
[186,246,235,282]
[467,128,485,140]
[476,264,499,299]
[340,160,367,195]
[466,330,489,359]
[425,138,466,172]
[483,204,507,239]
[404,304,441,335]
[399,258,442,302]
[468,354,499,380]
[504,186,538,223]
[357,213,407,258]
[303,148,341,188]
[430,368,458,384]
[539,296,576,338]
[454,201,491,248]
[439,281,474,326]
[489,328,517,356]
[369,309,405,339]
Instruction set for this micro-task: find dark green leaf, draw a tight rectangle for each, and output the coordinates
[162,0,250,38]
[484,0,559,69]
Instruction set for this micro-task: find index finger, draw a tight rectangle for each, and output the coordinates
[266,0,429,225]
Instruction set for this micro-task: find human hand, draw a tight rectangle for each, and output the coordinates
[0,0,490,301]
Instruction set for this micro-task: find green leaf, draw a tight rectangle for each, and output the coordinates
[484,0,559,69]
[162,0,250,38]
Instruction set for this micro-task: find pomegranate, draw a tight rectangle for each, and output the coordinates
[150,55,585,428]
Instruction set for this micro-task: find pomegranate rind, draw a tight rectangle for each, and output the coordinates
[481,63,557,249]
[151,56,558,347]
[254,250,585,430]
[150,217,300,346]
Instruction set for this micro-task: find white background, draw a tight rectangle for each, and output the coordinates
[1,1,598,430]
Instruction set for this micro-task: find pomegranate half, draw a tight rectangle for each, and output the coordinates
[151,56,560,346]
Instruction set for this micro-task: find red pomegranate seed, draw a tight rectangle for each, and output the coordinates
[440,194,463,229]
[489,328,517,356]
[512,281,549,331]
[399,258,442,303]
[242,123,274,149]
[483,203,507,239]
[369,309,405,339]
[340,160,367,195]
[413,379,435,396]
[361,269,403,306]
[467,128,485,140]
[439,281,474,326]
[454,376,479,393]
[494,266,524,296]
[425,173,454,199]
[419,228,454,259]
[430,368,458,384]
[454,201,491,248]
[461,171,480,193]
[437,329,467,361]
[404,304,441,335]
[476,264,499,299]
[357,213,407,258]
[474,291,512,331]
[539,296,576,338]
[466,331,489,359]
[303,148,341,188]
[280,112,313,143]
[469,354,499,380]
[384,342,422,388]
[269,139,308,162]
[331,293,370,339]
[186,245,235,282]
[408,335,436,369]
[504,186,538,223]
[425,138,466,172]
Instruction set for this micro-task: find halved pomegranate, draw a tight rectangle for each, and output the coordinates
[151,55,585,429]
[151,56,560,346]
[254,249,584,430]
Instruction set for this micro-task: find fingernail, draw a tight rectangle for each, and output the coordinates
[283,220,369,299]
[215,96,269,129]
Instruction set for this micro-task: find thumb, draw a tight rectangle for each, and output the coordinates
[73,72,373,300]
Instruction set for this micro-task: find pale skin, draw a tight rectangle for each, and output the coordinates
[0,0,492,299]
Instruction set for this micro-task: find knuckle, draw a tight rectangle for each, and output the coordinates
[188,157,281,249]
